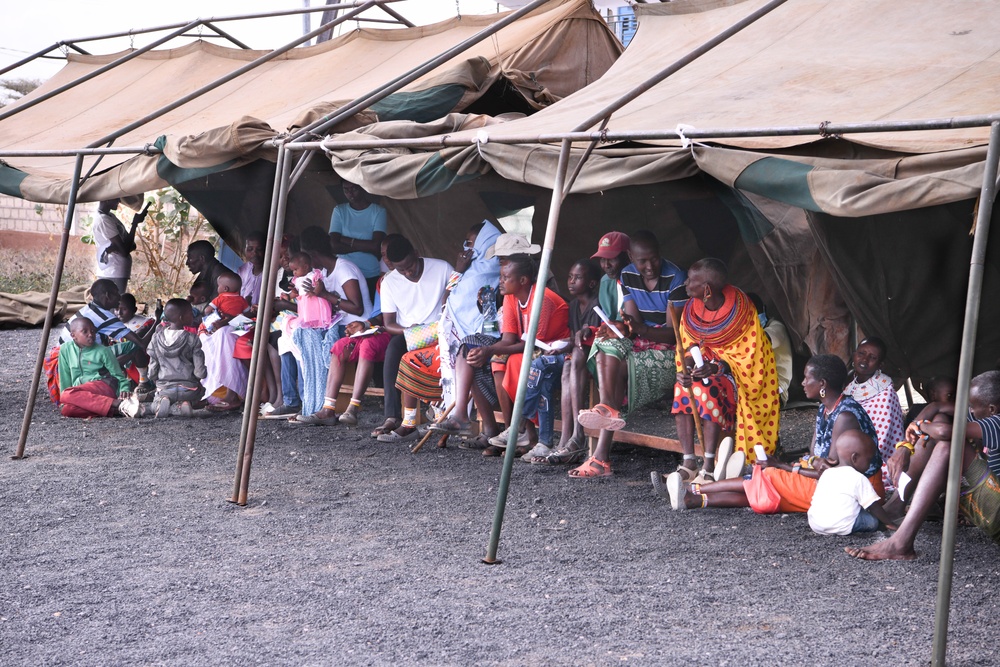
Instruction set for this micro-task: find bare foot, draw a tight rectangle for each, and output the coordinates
[844,539,917,561]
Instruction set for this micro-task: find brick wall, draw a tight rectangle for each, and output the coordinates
[0,194,96,236]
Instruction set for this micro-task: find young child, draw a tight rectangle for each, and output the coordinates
[147,298,207,418]
[58,318,144,419]
[188,282,211,324]
[288,251,333,328]
[524,259,602,461]
[117,293,156,344]
[807,430,897,536]
[200,271,249,335]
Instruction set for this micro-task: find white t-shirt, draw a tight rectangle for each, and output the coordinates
[380,257,453,328]
[93,211,131,279]
[807,466,881,536]
[320,257,372,326]
[238,261,263,306]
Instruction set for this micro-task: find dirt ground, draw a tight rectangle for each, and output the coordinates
[1,328,997,666]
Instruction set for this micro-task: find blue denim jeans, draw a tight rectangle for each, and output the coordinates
[280,351,303,409]
[851,507,881,533]
[523,354,565,445]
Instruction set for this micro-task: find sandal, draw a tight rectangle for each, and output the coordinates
[377,427,419,443]
[428,416,472,436]
[459,434,491,450]
[568,456,613,479]
[676,464,699,483]
[542,446,587,465]
[482,445,505,457]
[577,403,626,432]
[371,417,400,438]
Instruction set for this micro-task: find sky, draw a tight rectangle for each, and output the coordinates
[0,0,506,81]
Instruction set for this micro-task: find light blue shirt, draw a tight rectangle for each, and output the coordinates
[328,202,387,279]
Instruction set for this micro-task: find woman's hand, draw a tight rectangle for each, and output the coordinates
[594,321,627,341]
[466,345,491,367]
[887,447,911,487]
[455,247,473,274]
[575,327,594,349]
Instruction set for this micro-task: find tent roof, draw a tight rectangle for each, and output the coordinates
[0,0,618,186]
[445,0,1000,153]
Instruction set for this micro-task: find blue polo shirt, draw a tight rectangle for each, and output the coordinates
[619,260,686,327]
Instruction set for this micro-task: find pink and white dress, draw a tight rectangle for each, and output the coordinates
[294,270,333,329]
[844,369,905,492]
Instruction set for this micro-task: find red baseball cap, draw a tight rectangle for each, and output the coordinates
[591,232,630,259]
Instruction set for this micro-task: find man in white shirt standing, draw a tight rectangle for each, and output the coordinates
[93,198,146,293]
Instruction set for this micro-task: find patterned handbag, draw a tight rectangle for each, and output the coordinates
[404,321,439,351]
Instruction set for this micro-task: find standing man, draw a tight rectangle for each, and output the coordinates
[93,198,147,293]
[329,181,387,296]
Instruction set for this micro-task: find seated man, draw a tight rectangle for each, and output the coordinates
[186,240,227,302]
[58,318,143,418]
[569,230,686,478]
[62,278,151,395]
[847,370,1000,560]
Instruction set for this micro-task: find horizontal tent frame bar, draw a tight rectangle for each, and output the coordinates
[0,1,407,77]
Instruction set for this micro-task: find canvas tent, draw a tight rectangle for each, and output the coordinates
[311,0,1000,383]
[0,0,620,205]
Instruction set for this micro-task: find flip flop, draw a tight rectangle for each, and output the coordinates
[577,404,626,432]
[377,428,420,443]
[543,447,587,465]
[568,456,613,479]
[291,413,340,426]
[371,418,400,438]
[206,400,242,413]
[428,416,472,436]
[459,434,490,450]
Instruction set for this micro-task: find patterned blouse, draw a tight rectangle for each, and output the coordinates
[814,395,881,477]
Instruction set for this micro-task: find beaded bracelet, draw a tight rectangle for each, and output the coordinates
[896,441,915,455]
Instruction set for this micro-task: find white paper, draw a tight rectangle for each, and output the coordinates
[753,444,768,462]
[350,327,381,339]
[690,345,705,368]
[228,314,254,329]
[898,472,912,502]
[521,334,570,352]
[592,306,626,339]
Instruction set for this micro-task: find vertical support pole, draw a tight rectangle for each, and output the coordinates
[931,121,1000,666]
[484,139,574,564]
[13,155,86,459]
[230,145,291,503]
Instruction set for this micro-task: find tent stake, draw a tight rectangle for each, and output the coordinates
[230,145,292,505]
[12,155,85,460]
[930,120,1000,666]
[484,137,576,564]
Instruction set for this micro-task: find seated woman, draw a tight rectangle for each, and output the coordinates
[294,236,399,426]
[199,271,250,411]
[432,255,569,456]
[291,226,372,418]
[661,354,883,512]
[843,337,905,491]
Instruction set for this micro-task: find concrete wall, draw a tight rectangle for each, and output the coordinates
[0,194,95,236]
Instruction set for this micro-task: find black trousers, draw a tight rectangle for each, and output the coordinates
[382,334,406,419]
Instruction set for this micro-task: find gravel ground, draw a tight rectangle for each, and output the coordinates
[1,328,997,666]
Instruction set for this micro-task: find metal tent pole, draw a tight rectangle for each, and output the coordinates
[930,120,1000,666]
[286,0,554,142]
[230,145,291,504]
[83,1,383,150]
[0,21,203,122]
[233,147,294,506]
[484,137,575,563]
[12,155,86,460]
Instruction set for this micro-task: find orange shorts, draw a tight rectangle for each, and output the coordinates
[764,466,887,513]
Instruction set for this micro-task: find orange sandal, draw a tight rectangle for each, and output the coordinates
[568,456,613,479]
[577,403,626,432]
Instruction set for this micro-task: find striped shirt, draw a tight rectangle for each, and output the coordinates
[973,413,1000,478]
[619,260,687,327]
[61,303,130,345]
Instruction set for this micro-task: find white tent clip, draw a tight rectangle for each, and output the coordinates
[675,123,697,149]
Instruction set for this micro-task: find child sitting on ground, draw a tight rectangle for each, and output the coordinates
[288,251,333,328]
[58,318,144,419]
[199,271,250,335]
[147,298,207,418]
[807,430,897,536]
[524,259,602,462]
[117,293,156,344]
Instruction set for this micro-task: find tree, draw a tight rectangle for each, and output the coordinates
[0,77,42,107]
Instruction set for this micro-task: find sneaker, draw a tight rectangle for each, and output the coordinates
[520,442,551,461]
[715,437,734,481]
[154,396,171,418]
[177,402,193,418]
[666,471,686,511]
[135,380,155,403]
[488,427,530,449]
[119,396,143,419]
